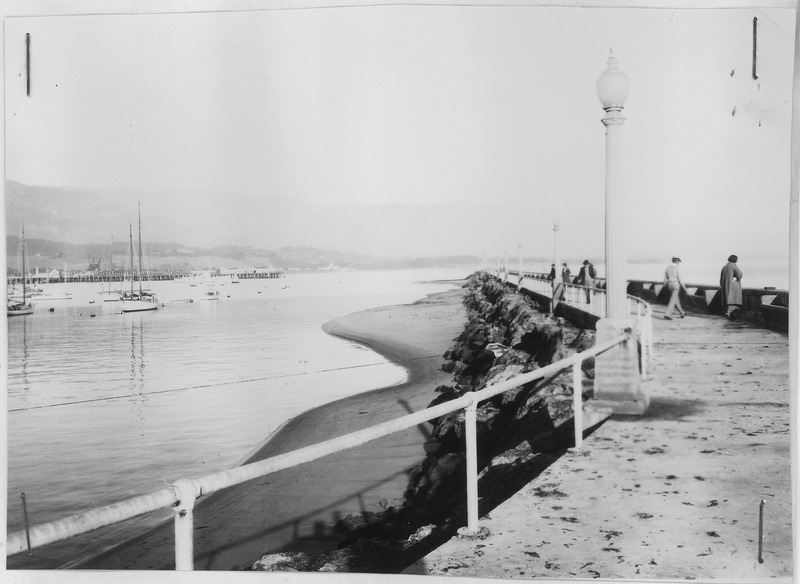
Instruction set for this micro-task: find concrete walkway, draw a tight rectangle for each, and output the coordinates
[404,306,792,580]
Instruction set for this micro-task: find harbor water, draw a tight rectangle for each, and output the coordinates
[6,268,469,565]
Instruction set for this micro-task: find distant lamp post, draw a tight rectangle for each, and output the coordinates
[553,221,560,275]
[552,221,560,313]
[597,51,629,319]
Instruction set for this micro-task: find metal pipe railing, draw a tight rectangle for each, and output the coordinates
[505,270,653,378]
[464,397,479,533]
[7,314,631,570]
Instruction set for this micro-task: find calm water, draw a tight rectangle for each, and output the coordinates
[6,268,469,550]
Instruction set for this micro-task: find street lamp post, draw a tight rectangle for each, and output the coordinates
[552,222,561,312]
[590,52,649,416]
[597,51,629,319]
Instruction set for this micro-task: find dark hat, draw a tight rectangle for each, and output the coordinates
[728,254,738,263]
[562,262,568,266]
[671,257,681,263]
[583,260,590,265]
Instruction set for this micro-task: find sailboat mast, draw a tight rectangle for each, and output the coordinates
[137,203,144,296]
[21,223,27,303]
[108,236,113,293]
[129,223,135,296]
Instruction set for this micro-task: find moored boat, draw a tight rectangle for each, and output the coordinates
[7,224,34,317]
[7,300,34,316]
[120,204,158,313]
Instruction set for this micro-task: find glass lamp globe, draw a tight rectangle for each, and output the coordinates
[596,54,629,109]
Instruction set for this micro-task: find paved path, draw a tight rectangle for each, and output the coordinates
[404,305,791,580]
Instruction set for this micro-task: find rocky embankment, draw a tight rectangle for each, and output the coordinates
[251,272,597,573]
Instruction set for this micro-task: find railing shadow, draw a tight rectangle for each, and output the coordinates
[201,415,609,573]
[71,448,424,570]
[314,418,610,574]
[398,398,432,441]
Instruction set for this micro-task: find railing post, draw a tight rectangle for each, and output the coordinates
[172,479,200,571]
[640,332,648,379]
[572,362,583,449]
[464,397,479,533]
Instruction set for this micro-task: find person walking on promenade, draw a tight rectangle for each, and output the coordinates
[577,260,595,303]
[547,264,556,281]
[720,254,744,319]
[663,256,688,320]
[561,263,572,284]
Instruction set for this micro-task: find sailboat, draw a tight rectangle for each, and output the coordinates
[120,205,159,313]
[7,224,34,316]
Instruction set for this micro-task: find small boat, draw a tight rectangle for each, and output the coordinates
[29,289,73,301]
[7,300,34,316]
[7,224,34,317]
[190,270,222,300]
[120,204,158,313]
[201,289,220,301]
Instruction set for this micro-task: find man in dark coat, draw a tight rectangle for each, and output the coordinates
[720,255,744,319]
[577,260,595,303]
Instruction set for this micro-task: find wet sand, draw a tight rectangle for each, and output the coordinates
[73,286,466,570]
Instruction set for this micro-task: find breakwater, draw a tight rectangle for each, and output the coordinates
[252,272,599,572]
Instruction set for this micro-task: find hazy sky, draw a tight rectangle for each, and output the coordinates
[4,6,795,261]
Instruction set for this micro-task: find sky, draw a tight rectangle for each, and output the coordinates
[4,5,796,263]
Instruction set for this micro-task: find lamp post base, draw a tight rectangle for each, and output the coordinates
[588,317,650,415]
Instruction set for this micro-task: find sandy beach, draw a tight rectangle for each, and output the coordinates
[72,286,467,570]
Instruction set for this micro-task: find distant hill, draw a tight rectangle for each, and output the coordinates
[3,180,576,260]
[7,234,482,273]
[4,181,484,271]
[4,180,315,250]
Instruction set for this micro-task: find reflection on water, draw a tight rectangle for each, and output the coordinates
[20,316,30,400]
[129,318,147,428]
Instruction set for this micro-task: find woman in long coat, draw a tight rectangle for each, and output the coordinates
[719,254,744,319]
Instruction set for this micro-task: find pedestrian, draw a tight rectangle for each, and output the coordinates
[577,260,596,303]
[547,264,556,281]
[663,256,688,320]
[719,254,744,319]
[561,262,572,284]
